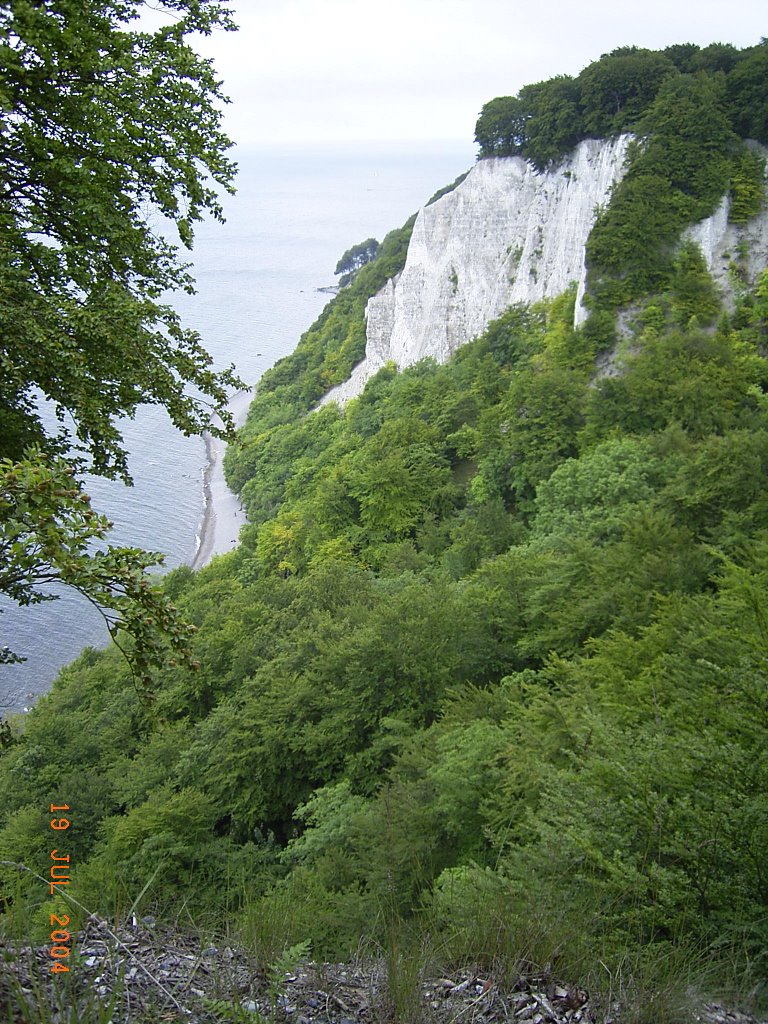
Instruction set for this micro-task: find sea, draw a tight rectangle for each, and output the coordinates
[0,140,476,715]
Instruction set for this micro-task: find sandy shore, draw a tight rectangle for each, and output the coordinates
[190,389,253,570]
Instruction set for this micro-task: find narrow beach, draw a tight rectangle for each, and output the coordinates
[190,389,252,570]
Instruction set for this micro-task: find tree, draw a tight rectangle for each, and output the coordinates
[474,95,528,157]
[669,239,721,325]
[729,148,765,224]
[578,48,677,136]
[662,42,701,73]
[586,73,735,309]
[476,77,585,169]
[517,76,584,169]
[0,1,240,678]
[726,40,768,143]
[691,41,742,76]
[334,237,379,284]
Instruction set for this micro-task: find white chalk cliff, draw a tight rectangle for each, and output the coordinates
[685,197,768,306]
[321,137,768,407]
[322,135,632,406]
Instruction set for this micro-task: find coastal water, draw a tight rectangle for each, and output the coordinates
[0,141,475,714]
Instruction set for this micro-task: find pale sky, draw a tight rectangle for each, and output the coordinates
[190,0,767,146]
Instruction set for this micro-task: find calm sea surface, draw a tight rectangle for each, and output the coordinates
[0,141,475,714]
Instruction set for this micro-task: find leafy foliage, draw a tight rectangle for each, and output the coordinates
[0,455,197,682]
[578,47,677,136]
[586,72,737,310]
[3,34,768,1011]
[0,1,239,667]
[729,147,766,223]
[475,40,766,170]
[726,41,768,143]
[0,0,239,473]
[5,251,768,1001]
[334,237,380,285]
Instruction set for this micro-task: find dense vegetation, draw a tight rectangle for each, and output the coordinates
[2,37,768,1022]
[335,237,380,286]
[474,41,768,165]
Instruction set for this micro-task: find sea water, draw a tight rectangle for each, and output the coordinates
[0,141,475,714]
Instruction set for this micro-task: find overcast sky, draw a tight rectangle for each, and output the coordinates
[190,0,766,147]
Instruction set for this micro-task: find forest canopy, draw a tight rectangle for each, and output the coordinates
[475,40,768,167]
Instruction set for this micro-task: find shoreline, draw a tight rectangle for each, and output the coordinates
[190,388,253,571]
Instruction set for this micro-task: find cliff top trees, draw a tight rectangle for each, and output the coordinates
[475,40,767,167]
[474,95,529,157]
[578,47,677,136]
[0,0,239,675]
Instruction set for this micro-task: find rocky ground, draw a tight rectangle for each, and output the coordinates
[1,915,765,1024]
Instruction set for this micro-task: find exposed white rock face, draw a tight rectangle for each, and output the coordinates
[685,141,768,297]
[321,135,632,406]
[685,190,768,306]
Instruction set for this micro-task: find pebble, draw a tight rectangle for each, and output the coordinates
[3,915,766,1024]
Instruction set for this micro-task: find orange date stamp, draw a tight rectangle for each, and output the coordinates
[48,803,73,973]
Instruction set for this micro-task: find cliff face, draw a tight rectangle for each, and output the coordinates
[321,135,631,406]
[321,138,768,407]
[685,200,768,307]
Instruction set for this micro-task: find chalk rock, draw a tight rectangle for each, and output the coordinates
[684,147,768,305]
[321,136,632,406]
[321,137,768,408]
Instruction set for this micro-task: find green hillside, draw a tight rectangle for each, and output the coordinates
[2,39,768,1020]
